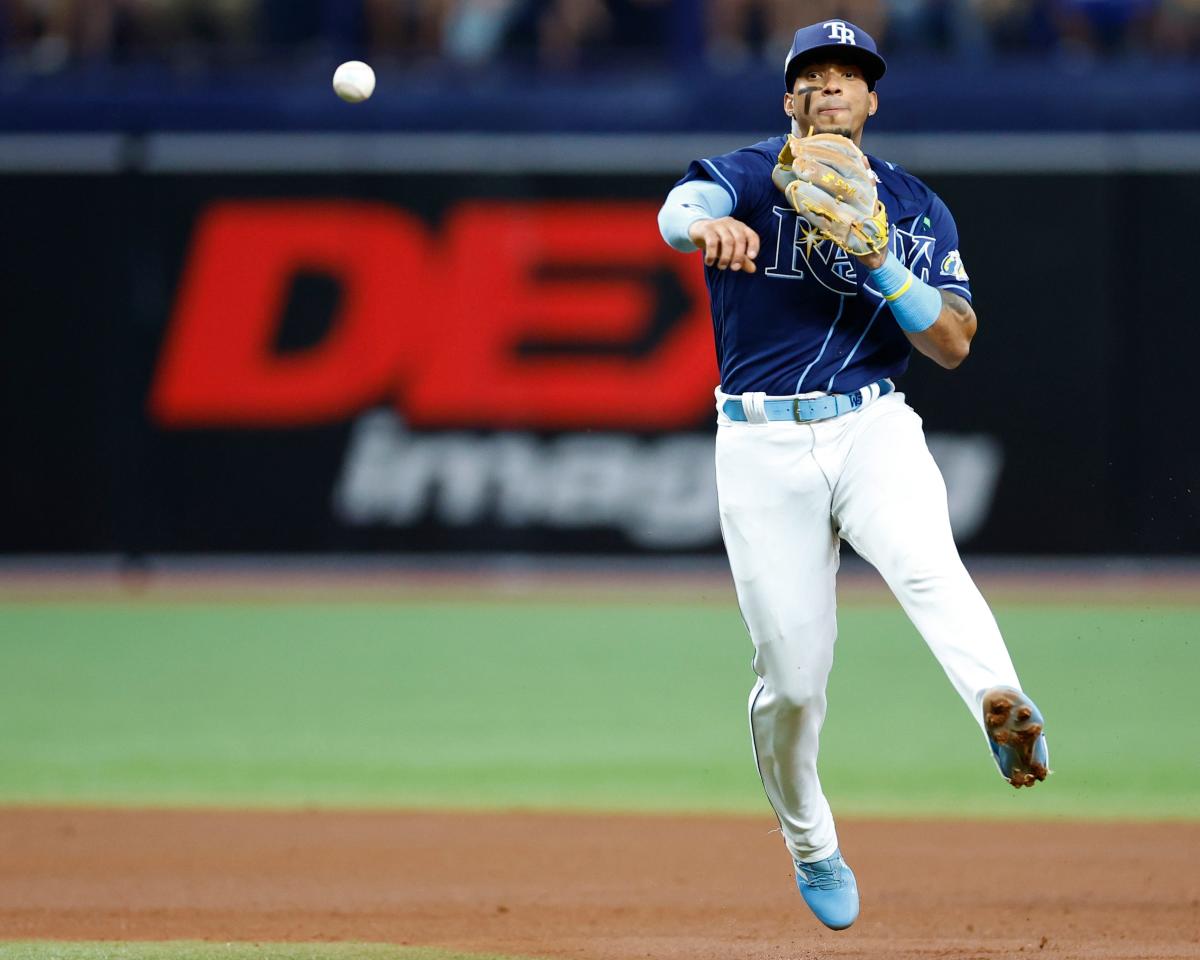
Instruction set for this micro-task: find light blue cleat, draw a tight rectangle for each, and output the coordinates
[794,849,859,930]
[982,687,1050,788]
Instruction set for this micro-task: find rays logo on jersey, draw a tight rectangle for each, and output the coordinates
[892,223,936,281]
[765,208,937,297]
[940,249,969,282]
[763,206,858,295]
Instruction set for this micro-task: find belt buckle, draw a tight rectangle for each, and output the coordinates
[791,397,805,423]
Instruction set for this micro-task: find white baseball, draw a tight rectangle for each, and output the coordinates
[333,61,376,104]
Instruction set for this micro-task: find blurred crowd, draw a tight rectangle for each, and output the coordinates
[1,0,1196,74]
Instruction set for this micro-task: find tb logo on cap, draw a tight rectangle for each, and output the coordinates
[823,20,857,44]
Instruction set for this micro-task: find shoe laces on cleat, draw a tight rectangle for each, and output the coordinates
[796,857,843,890]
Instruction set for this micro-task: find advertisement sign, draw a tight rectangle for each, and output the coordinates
[1,172,1195,554]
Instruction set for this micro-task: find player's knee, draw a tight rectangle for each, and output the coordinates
[889,551,967,596]
[764,671,828,711]
[750,620,835,710]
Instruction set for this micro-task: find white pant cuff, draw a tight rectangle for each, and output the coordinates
[788,837,841,865]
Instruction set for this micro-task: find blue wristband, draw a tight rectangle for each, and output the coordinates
[869,252,942,333]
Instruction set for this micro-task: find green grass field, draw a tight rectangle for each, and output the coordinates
[1,597,1196,819]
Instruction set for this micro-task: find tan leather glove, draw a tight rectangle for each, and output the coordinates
[771,133,889,257]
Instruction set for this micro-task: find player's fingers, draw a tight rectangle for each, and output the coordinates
[715,226,736,269]
[728,231,749,272]
[697,220,758,272]
[726,226,758,273]
[743,229,760,270]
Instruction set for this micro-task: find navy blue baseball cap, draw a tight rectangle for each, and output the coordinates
[784,20,887,92]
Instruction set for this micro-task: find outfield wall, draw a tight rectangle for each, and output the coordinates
[2,134,1197,555]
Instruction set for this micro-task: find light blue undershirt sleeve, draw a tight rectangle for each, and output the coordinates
[868,252,943,334]
[657,180,735,253]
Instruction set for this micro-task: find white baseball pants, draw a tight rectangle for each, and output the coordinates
[714,388,1021,864]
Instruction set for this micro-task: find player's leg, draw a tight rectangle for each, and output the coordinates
[830,395,1037,745]
[715,421,842,863]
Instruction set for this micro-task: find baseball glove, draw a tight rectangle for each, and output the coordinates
[771,133,889,257]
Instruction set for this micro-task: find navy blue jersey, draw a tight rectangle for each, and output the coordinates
[677,135,972,396]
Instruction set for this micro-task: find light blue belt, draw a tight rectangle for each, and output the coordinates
[723,379,893,423]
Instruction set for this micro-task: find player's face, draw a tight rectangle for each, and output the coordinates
[784,61,877,144]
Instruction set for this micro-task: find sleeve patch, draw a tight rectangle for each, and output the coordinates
[940,250,969,282]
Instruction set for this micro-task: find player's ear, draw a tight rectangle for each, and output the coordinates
[783,93,794,119]
[867,90,878,117]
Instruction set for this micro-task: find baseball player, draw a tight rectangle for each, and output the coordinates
[657,19,1049,931]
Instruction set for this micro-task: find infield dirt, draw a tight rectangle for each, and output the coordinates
[2,808,1197,960]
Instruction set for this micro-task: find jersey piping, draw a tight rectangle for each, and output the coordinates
[796,296,845,393]
[699,158,739,210]
[826,300,887,393]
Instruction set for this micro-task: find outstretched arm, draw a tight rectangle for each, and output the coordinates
[658,181,760,273]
